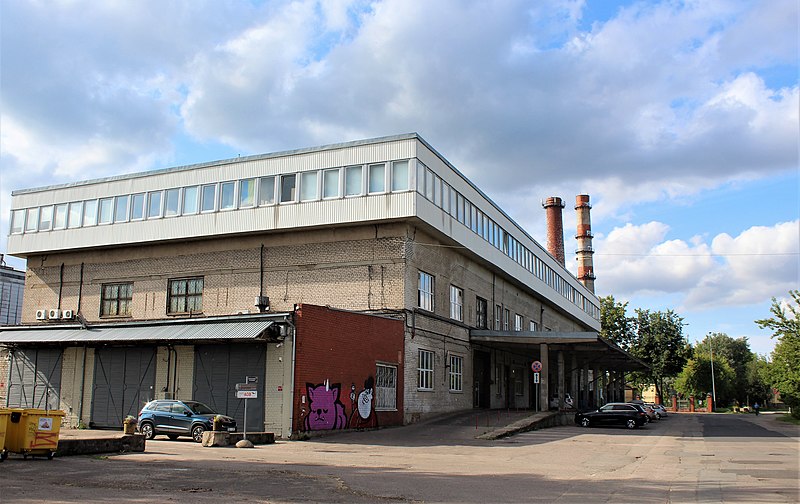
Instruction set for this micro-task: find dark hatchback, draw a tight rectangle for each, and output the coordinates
[138,400,236,442]
[575,402,648,429]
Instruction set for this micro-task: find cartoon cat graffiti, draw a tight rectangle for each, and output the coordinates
[303,382,347,431]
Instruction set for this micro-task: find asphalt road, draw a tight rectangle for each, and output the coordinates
[3,412,798,503]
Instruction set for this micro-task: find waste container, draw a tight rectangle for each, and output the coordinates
[0,408,9,462]
[5,408,65,460]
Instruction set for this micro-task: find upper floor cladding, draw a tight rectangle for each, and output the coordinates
[7,133,600,328]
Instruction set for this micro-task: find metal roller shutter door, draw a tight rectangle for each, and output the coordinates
[193,343,265,432]
[91,347,156,428]
[6,348,62,409]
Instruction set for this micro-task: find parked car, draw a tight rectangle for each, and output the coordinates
[138,399,236,442]
[646,403,668,419]
[575,402,649,429]
[629,400,656,421]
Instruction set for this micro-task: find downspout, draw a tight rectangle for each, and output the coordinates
[172,346,178,399]
[78,344,87,424]
[260,243,264,298]
[77,263,84,314]
[57,263,65,310]
[164,345,172,400]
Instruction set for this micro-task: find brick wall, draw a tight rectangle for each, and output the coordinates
[293,304,404,433]
[0,348,8,406]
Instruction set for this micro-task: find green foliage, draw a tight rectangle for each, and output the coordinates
[599,297,690,401]
[675,352,736,403]
[757,291,800,418]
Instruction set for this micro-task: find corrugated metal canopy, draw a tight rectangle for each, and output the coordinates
[0,319,276,344]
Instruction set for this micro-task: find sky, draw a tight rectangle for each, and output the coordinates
[0,0,797,356]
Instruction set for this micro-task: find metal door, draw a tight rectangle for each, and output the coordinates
[91,347,156,427]
[6,348,62,409]
[193,344,265,432]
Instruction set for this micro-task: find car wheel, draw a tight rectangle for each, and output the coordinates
[656,412,662,420]
[167,434,179,441]
[580,417,591,428]
[139,421,155,440]
[626,419,637,429]
[191,424,206,443]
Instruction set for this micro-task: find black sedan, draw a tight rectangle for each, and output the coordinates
[575,402,648,429]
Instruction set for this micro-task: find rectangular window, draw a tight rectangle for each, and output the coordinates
[130,193,144,220]
[300,171,318,201]
[11,209,25,234]
[54,203,68,229]
[391,160,409,191]
[449,285,463,322]
[515,313,523,331]
[25,207,39,232]
[457,194,465,224]
[441,182,450,213]
[368,163,385,193]
[83,200,98,226]
[494,304,502,330]
[376,364,397,411]
[418,349,434,390]
[418,271,434,312]
[100,282,133,317]
[280,174,296,203]
[147,191,162,218]
[416,161,426,193]
[434,176,441,207]
[530,320,539,331]
[182,186,198,215]
[98,198,114,224]
[450,187,457,216]
[164,189,180,217]
[259,177,275,205]
[114,195,129,223]
[476,297,488,329]
[68,202,83,228]
[167,277,204,314]
[322,169,339,199]
[424,168,434,200]
[201,184,216,212]
[345,166,362,196]
[504,308,510,331]
[449,354,463,392]
[239,178,255,207]
[39,205,54,230]
[220,182,235,210]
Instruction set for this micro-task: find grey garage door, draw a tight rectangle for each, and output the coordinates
[193,344,265,432]
[6,348,62,409]
[91,347,156,428]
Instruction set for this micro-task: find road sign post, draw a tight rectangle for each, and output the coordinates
[235,382,259,440]
[531,361,542,412]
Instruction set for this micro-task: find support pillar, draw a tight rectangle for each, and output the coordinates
[570,354,578,408]
[581,364,589,410]
[539,343,549,412]
[557,350,565,411]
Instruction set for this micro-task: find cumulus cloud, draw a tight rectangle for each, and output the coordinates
[594,220,800,310]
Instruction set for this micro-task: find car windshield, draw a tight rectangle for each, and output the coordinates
[184,401,215,415]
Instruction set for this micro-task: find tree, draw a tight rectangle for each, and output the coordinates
[630,308,691,403]
[675,350,736,403]
[756,290,800,418]
[599,295,636,350]
[702,332,754,405]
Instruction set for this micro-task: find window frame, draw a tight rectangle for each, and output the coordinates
[476,296,488,329]
[418,271,434,312]
[375,363,398,411]
[449,285,463,322]
[418,349,434,391]
[167,276,204,315]
[449,354,464,393]
[100,282,133,318]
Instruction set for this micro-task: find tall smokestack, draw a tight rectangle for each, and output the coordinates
[575,194,596,293]
[542,196,566,266]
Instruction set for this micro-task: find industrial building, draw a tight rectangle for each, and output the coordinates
[1,133,641,437]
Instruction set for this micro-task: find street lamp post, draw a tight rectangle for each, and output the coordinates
[708,336,717,412]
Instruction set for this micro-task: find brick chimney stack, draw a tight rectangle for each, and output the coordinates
[542,197,566,266]
[575,194,596,293]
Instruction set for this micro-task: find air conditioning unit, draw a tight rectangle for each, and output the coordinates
[48,309,61,320]
[62,309,75,320]
[35,309,47,320]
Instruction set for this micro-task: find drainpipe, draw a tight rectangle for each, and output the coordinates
[57,263,65,310]
[77,263,84,314]
[78,344,87,424]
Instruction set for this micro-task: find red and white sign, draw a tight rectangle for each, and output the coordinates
[236,390,258,399]
[531,360,542,373]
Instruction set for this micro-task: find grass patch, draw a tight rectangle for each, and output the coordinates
[776,414,800,425]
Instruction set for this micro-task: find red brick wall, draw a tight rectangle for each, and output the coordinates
[294,304,404,432]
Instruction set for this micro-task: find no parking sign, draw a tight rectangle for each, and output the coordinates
[531,360,542,373]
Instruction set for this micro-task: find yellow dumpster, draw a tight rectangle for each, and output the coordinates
[5,408,65,460]
[0,408,9,462]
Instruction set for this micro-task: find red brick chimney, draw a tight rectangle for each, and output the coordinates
[542,197,565,266]
[575,194,596,293]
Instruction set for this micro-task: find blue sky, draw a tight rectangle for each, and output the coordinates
[1,0,797,355]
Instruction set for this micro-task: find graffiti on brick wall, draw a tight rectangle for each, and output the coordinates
[303,381,347,430]
[349,376,378,429]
